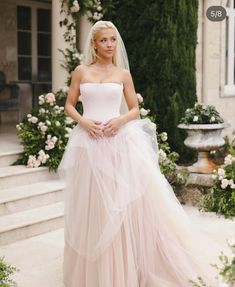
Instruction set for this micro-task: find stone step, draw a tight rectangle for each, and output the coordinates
[0,202,64,246]
[0,148,22,167]
[0,165,58,189]
[0,180,65,216]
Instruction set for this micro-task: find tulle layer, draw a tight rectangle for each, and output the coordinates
[59,118,227,287]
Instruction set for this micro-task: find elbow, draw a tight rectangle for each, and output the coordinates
[65,104,71,116]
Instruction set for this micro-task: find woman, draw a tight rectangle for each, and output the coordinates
[59,20,226,287]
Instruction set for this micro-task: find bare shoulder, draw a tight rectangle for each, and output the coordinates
[74,64,87,75]
[121,69,133,85]
[113,67,132,83]
[72,64,89,82]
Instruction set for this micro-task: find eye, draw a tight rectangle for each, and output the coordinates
[101,38,107,43]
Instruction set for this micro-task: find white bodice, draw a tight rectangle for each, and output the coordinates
[79,83,123,121]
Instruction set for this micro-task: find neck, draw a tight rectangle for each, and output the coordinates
[95,58,114,68]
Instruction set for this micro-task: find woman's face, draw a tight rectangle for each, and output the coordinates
[94,28,117,60]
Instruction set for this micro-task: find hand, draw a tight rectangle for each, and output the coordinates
[80,117,103,139]
[102,117,125,137]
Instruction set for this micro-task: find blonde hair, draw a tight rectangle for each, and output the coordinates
[83,20,129,70]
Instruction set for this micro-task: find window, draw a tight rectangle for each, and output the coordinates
[17,6,32,81]
[224,0,235,96]
[17,5,51,82]
[37,8,51,82]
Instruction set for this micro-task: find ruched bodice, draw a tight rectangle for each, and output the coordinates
[79,83,123,121]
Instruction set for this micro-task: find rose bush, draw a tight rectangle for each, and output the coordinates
[14,90,76,171]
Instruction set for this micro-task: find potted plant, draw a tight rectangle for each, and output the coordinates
[178,103,229,173]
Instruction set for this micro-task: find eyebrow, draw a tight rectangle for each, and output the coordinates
[100,36,116,40]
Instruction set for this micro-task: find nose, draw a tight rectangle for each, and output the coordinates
[107,40,112,47]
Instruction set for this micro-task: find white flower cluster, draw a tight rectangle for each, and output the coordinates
[91,0,103,20]
[65,116,74,125]
[53,105,64,114]
[39,93,56,106]
[140,108,150,117]
[38,122,48,133]
[16,123,23,131]
[212,155,235,189]
[224,154,235,166]
[70,0,80,13]
[27,114,38,124]
[136,93,143,103]
[27,150,49,168]
[158,149,167,163]
[45,134,58,151]
[65,127,72,138]
[72,52,83,61]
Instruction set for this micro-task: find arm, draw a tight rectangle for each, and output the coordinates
[65,66,103,139]
[65,66,83,124]
[103,70,140,136]
[119,69,140,124]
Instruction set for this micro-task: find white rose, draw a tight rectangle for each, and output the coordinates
[158,149,167,162]
[160,132,168,142]
[52,136,58,143]
[31,116,38,124]
[221,178,229,189]
[45,93,56,104]
[193,116,198,122]
[27,114,32,118]
[34,159,41,168]
[210,116,215,122]
[40,125,48,132]
[217,168,225,178]
[39,108,45,114]
[46,120,51,126]
[45,141,55,150]
[228,179,234,187]
[136,93,143,103]
[140,108,150,116]
[39,99,45,105]
[224,154,235,165]
[55,121,61,127]
[65,116,74,125]
[65,127,72,134]
[16,124,21,131]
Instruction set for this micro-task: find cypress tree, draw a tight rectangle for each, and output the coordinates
[103,0,198,162]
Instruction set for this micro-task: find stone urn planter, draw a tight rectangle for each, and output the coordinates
[177,123,230,173]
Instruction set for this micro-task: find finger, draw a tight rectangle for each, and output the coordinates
[89,130,98,139]
[94,121,102,125]
[103,119,111,126]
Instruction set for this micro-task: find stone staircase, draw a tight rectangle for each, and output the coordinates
[0,147,65,246]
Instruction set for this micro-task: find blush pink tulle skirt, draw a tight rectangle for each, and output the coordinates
[59,118,227,287]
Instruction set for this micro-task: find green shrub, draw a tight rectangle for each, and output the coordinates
[103,0,199,163]
[0,257,18,287]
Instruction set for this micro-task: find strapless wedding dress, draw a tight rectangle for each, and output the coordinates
[59,83,226,287]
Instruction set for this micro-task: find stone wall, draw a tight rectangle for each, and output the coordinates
[0,0,17,82]
[197,0,235,140]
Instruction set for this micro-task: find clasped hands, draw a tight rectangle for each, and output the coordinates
[80,117,124,139]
